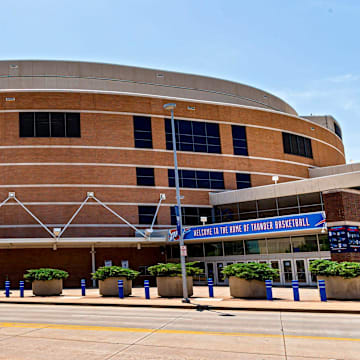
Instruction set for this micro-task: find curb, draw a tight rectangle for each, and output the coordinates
[0,299,359,314]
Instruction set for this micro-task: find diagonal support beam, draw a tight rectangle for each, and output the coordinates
[91,195,145,237]
[0,196,11,209]
[13,196,55,238]
[58,196,91,238]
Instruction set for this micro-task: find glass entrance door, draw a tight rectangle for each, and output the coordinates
[295,259,307,284]
[206,262,229,285]
[216,262,227,285]
[270,260,281,284]
[282,260,293,284]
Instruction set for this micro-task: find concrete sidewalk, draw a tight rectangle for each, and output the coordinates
[1,286,359,313]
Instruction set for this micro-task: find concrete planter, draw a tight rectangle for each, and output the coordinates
[156,276,193,297]
[99,277,132,297]
[318,275,360,300]
[229,277,266,298]
[32,279,63,296]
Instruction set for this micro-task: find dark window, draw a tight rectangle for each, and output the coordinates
[134,116,152,148]
[19,112,80,137]
[334,122,342,139]
[168,169,224,189]
[165,118,221,154]
[66,113,81,137]
[138,206,157,225]
[187,243,204,257]
[236,173,251,189]
[136,168,155,186]
[50,113,65,137]
[19,113,35,137]
[170,207,212,226]
[232,125,248,156]
[282,132,313,158]
[224,241,244,256]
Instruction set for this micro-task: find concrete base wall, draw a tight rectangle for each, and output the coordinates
[229,277,266,298]
[32,279,63,296]
[99,277,132,297]
[156,277,193,297]
[318,275,360,300]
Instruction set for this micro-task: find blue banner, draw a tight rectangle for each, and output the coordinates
[174,212,326,241]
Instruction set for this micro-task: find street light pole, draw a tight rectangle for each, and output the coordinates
[163,103,189,303]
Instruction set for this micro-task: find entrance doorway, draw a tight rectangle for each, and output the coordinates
[206,261,232,285]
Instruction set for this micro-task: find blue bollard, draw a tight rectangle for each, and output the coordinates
[208,278,214,298]
[265,279,273,301]
[292,280,300,301]
[144,280,150,299]
[118,280,124,299]
[81,279,86,296]
[19,281,24,298]
[318,279,327,302]
[5,281,10,298]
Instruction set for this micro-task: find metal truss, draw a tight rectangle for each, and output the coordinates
[0,191,166,240]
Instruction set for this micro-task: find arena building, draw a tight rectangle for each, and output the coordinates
[0,60,358,287]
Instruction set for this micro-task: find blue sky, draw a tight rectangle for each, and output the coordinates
[1,0,359,161]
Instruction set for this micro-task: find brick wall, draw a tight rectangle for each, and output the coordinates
[0,91,346,239]
[0,246,165,288]
[323,191,360,222]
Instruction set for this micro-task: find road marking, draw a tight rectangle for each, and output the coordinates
[0,321,359,342]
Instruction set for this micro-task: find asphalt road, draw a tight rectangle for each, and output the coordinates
[0,304,358,359]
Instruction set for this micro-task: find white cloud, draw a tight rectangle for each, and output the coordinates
[326,74,360,83]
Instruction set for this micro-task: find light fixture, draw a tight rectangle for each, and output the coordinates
[144,228,153,238]
[87,192,94,197]
[200,216,208,226]
[321,226,327,234]
[160,193,166,200]
[53,228,61,237]
[137,243,141,250]
[8,192,15,198]
[53,243,57,251]
[163,103,176,111]
[272,175,279,184]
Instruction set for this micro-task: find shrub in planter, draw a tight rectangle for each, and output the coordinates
[92,266,139,297]
[222,262,279,298]
[24,268,69,296]
[147,262,203,297]
[309,259,360,299]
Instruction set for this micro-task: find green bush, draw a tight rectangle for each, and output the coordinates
[222,262,279,281]
[147,262,203,277]
[24,268,69,282]
[309,259,360,279]
[92,266,139,281]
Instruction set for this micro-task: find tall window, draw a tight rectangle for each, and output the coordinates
[282,132,313,158]
[19,112,80,137]
[236,173,251,189]
[170,207,212,226]
[136,168,155,186]
[334,122,342,139]
[232,125,248,155]
[134,116,152,148]
[168,169,224,189]
[138,206,157,224]
[165,119,221,153]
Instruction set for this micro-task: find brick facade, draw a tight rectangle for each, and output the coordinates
[0,64,346,281]
[0,246,165,288]
[323,190,360,223]
[323,190,360,262]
